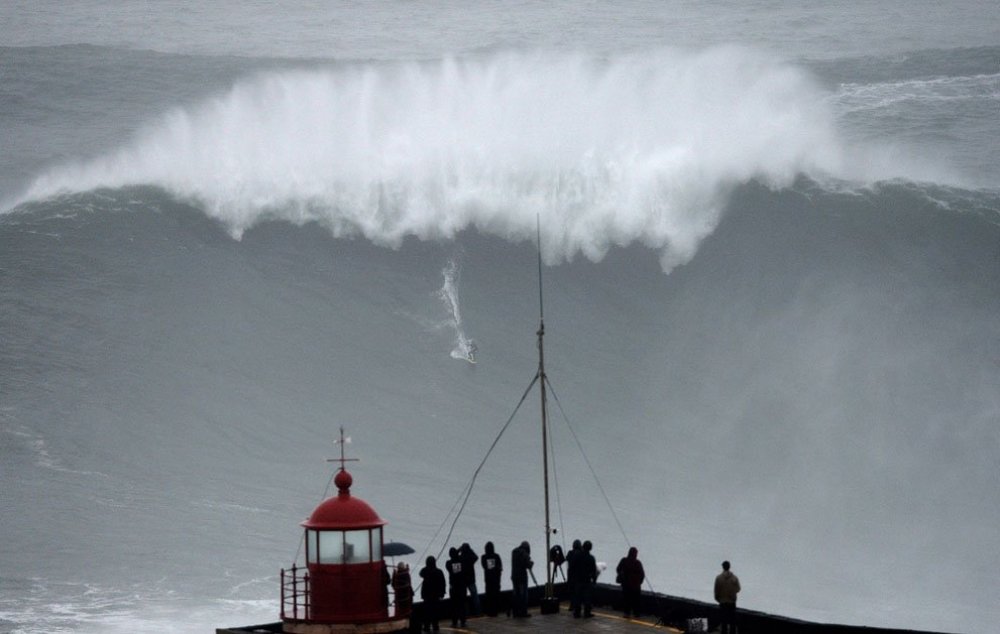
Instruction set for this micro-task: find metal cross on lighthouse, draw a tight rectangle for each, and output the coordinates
[327,426,360,473]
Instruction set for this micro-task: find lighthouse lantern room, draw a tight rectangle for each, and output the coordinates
[281,429,408,634]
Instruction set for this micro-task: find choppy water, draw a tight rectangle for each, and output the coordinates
[2,2,999,633]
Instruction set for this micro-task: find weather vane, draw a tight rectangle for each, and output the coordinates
[327,426,360,472]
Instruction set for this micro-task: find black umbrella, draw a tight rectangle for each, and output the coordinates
[383,541,415,557]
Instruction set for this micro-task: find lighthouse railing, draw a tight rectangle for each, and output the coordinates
[280,564,310,621]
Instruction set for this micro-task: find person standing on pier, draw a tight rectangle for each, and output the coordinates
[392,562,413,616]
[446,547,468,627]
[459,542,481,615]
[566,540,584,617]
[714,560,741,634]
[579,540,598,618]
[510,541,533,618]
[419,556,445,632]
[616,546,645,618]
[481,541,503,617]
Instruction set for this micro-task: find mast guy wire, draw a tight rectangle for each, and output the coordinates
[418,372,540,568]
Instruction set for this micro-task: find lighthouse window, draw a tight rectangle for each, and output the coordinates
[305,528,381,564]
[344,529,370,563]
[371,527,382,560]
[307,530,316,563]
[316,530,345,564]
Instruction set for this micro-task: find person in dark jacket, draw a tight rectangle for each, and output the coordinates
[381,561,391,614]
[579,540,598,618]
[549,544,566,581]
[566,539,584,617]
[616,546,645,618]
[481,541,503,617]
[459,542,481,615]
[419,556,445,632]
[446,547,468,627]
[510,541,533,617]
[392,562,413,617]
[714,560,741,634]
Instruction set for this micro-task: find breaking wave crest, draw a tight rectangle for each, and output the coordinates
[19,48,887,270]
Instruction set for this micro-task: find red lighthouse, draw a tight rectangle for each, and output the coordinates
[282,430,409,634]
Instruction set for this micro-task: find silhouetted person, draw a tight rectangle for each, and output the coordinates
[566,539,583,619]
[419,556,445,632]
[510,541,533,617]
[566,539,584,617]
[616,546,645,618]
[446,547,467,627]
[392,562,412,617]
[549,544,566,581]
[381,560,391,614]
[459,542,481,615]
[714,560,741,634]
[481,541,503,616]
[580,540,597,618]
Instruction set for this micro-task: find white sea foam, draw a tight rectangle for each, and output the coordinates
[18,48,861,271]
[1,425,106,477]
[0,577,276,634]
[835,72,1000,111]
[436,257,476,362]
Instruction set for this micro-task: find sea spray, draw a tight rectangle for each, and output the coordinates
[17,48,851,272]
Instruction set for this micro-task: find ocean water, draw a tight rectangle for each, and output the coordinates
[1,2,999,633]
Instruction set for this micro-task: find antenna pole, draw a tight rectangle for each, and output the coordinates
[536,214,554,599]
[537,214,545,322]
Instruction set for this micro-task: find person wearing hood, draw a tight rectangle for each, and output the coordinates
[481,541,503,617]
[615,546,645,618]
[446,547,468,628]
[459,542,481,615]
[510,541,533,618]
[566,539,584,617]
[579,540,598,618]
[419,556,445,632]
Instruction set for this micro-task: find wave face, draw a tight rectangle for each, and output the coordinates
[3,4,1000,634]
[13,45,996,268]
[17,49,858,271]
[3,181,999,634]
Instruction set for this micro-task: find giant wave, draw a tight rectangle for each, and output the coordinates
[11,47,929,271]
[4,40,1000,634]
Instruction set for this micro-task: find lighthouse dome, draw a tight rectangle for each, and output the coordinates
[301,469,386,529]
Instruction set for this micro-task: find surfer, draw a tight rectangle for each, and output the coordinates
[467,340,477,363]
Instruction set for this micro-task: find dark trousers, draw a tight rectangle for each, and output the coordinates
[572,581,592,616]
[512,579,529,616]
[719,602,737,634]
[422,598,440,631]
[450,586,467,625]
[622,585,641,616]
[484,581,501,616]
[466,581,481,615]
